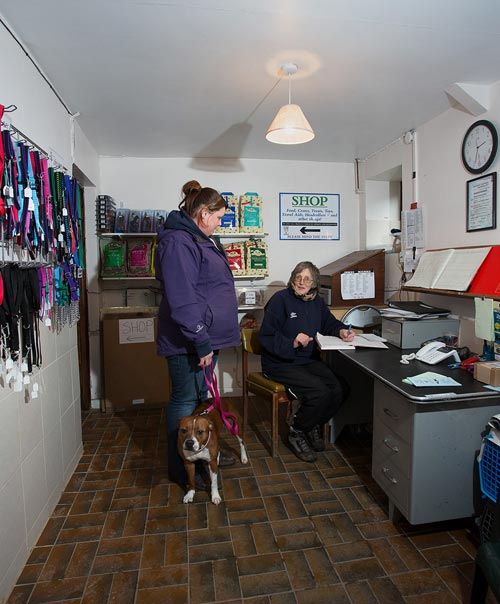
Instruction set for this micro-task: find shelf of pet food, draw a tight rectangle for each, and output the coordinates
[98,232,157,238]
[217,232,268,238]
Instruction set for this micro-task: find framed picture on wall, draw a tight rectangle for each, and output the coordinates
[466,172,497,232]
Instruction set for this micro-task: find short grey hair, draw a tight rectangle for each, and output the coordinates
[287,261,320,289]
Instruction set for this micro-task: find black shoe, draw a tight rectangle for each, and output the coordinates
[288,428,317,462]
[218,449,236,467]
[306,425,325,452]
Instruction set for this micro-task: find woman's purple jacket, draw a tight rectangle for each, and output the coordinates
[155,210,240,358]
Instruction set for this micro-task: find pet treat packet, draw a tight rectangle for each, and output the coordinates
[240,192,263,233]
[100,239,127,277]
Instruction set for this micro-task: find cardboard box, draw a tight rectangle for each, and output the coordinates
[474,361,500,387]
[102,309,170,411]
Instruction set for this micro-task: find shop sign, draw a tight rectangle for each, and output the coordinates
[279,192,340,240]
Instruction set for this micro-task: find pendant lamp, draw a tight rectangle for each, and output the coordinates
[266,63,315,145]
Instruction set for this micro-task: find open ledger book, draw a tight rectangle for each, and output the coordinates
[405,247,490,291]
[315,332,388,350]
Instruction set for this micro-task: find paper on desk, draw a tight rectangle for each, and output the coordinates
[474,297,495,340]
[403,372,462,387]
[315,333,354,350]
[315,333,388,349]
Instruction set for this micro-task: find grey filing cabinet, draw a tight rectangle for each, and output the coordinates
[372,380,497,524]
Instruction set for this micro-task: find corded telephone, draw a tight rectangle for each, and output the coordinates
[415,341,461,365]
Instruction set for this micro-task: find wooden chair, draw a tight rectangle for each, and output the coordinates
[241,328,292,457]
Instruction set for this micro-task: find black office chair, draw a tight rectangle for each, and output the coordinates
[470,490,500,603]
[340,305,381,330]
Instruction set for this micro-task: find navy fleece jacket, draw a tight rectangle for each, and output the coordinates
[259,287,347,373]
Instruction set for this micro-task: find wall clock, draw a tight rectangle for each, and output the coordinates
[462,119,498,174]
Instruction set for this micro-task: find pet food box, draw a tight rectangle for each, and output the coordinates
[240,193,263,233]
[474,361,500,387]
[102,308,170,411]
[215,193,239,234]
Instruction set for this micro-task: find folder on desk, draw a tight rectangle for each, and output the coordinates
[468,247,500,296]
[388,301,450,316]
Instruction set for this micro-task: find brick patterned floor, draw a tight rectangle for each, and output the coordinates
[6,397,487,603]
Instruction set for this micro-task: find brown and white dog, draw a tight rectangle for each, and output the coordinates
[178,401,248,505]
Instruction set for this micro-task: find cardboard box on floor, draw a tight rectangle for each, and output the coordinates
[474,361,500,387]
[102,308,170,411]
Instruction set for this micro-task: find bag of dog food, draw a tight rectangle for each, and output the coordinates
[245,239,268,275]
[140,210,155,233]
[154,210,168,232]
[216,192,239,234]
[223,241,246,275]
[128,210,142,233]
[240,192,263,233]
[100,239,127,277]
[127,238,153,276]
[114,208,129,233]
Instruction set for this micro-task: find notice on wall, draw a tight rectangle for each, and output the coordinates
[402,208,424,249]
[119,317,155,344]
[340,270,375,300]
[279,192,340,240]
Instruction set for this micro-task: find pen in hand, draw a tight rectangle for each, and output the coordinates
[347,324,351,335]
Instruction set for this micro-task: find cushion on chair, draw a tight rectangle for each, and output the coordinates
[476,541,500,599]
[247,371,288,393]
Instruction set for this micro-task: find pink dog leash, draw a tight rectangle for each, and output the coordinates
[203,364,239,436]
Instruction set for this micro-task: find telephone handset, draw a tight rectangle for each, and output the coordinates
[415,341,461,365]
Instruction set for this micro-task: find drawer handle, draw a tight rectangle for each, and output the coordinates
[383,407,398,420]
[382,437,399,452]
[382,467,398,484]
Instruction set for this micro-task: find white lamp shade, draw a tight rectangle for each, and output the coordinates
[266,103,315,145]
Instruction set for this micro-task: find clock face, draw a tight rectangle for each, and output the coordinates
[462,120,498,174]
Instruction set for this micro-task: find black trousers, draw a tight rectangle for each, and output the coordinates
[264,360,350,433]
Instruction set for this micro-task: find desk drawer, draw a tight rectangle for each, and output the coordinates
[372,416,411,478]
[374,382,413,443]
[372,449,409,516]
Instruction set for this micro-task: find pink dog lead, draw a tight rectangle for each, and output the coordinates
[202,364,239,436]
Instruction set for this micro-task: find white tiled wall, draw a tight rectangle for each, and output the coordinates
[0,324,83,603]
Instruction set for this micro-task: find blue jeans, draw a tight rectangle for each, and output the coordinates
[166,353,218,484]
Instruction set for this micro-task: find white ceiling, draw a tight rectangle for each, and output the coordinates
[2,0,500,163]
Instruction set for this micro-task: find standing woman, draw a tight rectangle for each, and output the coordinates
[259,261,354,462]
[155,180,240,486]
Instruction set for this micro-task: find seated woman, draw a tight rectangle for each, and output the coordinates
[259,261,354,462]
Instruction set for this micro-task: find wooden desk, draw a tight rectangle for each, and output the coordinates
[328,345,500,524]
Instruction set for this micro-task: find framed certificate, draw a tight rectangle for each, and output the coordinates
[466,172,497,232]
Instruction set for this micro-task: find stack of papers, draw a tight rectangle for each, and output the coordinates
[315,332,388,350]
[402,372,462,387]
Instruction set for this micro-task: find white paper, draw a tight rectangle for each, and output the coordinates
[315,332,388,350]
[315,333,354,350]
[433,247,490,291]
[475,297,495,340]
[402,208,424,249]
[340,270,375,300]
[405,249,453,288]
[119,318,155,344]
[404,371,462,387]
[405,247,490,291]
